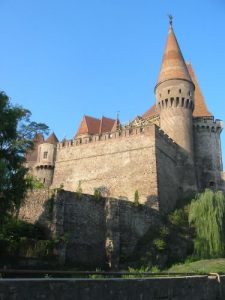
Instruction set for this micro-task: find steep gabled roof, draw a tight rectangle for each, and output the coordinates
[156,23,192,88]
[186,62,212,117]
[111,119,121,132]
[75,115,117,137]
[142,103,157,119]
[76,115,101,136]
[45,132,59,144]
[143,63,212,119]
[99,116,116,133]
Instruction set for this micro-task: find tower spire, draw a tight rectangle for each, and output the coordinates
[155,17,193,89]
[154,19,195,157]
[168,14,173,27]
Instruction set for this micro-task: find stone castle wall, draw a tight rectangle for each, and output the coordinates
[52,125,159,207]
[51,123,199,213]
[19,189,160,268]
[193,118,224,190]
[155,127,197,213]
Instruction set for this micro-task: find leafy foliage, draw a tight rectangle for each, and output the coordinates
[153,238,166,251]
[129,203,194,270]
[134,190,140,206]
[0,214,68,262]
[122,266,152,278]
[76,180,82,198]
[168,258,225,274]
[94,188,102,200]
[26,175,45,189]
[0,92,49,215]
[189,189,225,259]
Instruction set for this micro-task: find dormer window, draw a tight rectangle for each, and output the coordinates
[43,151,48,159]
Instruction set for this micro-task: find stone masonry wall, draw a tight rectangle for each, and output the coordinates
[193,118,223,190]
[19,189,160,269]
[155,127,197,213]
[0,276,224,300]
[52,125,158,207]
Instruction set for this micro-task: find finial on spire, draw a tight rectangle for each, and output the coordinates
[168,14,173,27]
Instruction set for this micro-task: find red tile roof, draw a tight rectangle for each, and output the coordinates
[143,63,212,119]
[75,115,116,137]
[186,62,212,117]
[45,132,59,144]
[142,103,157,119]
[156,24,192,87]
[99,116,116,133]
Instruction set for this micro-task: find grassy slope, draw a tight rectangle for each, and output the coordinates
[167,258,225,274]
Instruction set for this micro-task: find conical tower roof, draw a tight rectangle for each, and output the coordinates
[186,62,212,117]
[45,132,59,144]
[156,19,193,88]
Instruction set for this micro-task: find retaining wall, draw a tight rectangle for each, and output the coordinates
[0,276,224,300]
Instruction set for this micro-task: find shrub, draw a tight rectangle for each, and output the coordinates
[94,188,101,200]
[169,208,188,227]
[27,175,45,189]
[76,181,82,198]
[153,239,166,251]
[122,266,151,278]
[134,190,140,206]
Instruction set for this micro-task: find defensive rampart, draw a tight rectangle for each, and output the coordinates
[53,124,159,206]
[193,117,224,190]
[19,189,160,268]
[155,127,197,213]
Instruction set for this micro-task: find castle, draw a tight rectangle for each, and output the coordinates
[26,20,225,214]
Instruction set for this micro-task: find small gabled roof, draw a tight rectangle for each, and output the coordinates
[76,115,101,136]
[142,103,157,119]
[111,118,121,132]
[186,62,212,117]
[75,115,117,137]
[45,132,59,144]
[99,116,116,133]
[156,21,193,88]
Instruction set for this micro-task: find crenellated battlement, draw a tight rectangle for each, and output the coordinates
[56,121,180,152]
[155,126,177,149]
[57,124,150,150]
[193,117,223,133]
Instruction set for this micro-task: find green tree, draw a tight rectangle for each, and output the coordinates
[189,189,225,259]
[0,92,48,217]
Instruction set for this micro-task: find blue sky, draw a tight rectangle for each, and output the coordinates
[0,0,225,163]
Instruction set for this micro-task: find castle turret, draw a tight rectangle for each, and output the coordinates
[35,132,58,186]
[187,62,224,190]
[154,18,195,157]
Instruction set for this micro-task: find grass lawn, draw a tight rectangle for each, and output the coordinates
[167,258,225,274]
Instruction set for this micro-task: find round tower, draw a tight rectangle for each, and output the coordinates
[154,18,195,157]
[35,132,58,186]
